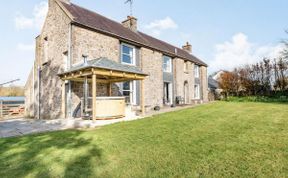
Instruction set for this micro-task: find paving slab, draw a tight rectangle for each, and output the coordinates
[0,103,206,138]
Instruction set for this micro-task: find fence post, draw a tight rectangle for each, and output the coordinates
[0,100,3,118]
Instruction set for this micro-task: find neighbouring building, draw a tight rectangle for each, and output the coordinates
[25,0,208,120]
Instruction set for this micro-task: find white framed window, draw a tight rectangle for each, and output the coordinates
[184,61,189,73]
[121,43,135,65]
[163,56,172,73]
[194,84,200,99]
[194,65,200,78]
[122,81,137,105]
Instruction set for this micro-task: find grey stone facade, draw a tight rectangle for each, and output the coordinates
[25,0,208,119]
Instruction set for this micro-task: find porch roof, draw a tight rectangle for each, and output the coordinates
[58,57,148,83]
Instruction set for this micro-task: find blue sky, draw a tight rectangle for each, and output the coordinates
[0,0,287,86]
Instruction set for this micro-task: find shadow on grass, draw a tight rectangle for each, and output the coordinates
[0,130,105,177]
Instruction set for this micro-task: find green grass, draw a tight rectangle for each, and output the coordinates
[0,102,288,178]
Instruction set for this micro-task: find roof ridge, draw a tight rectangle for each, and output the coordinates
[59,1,207,66]
[64,2,151,46]
[69,2,126,28]
[138,31,202,60]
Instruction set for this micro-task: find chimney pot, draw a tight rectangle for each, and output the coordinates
[182,42,192,54]
[122,16,138,32]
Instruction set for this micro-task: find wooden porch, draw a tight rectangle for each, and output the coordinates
[58,58,148,121]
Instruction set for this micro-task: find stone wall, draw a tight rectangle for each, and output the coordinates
[141,48,163,110]
[71,26,120,65]
[25,0,208,119]
[24,67,34,117]
[201,66,209,102]
[32,0,72,119]
[174,58,195,104]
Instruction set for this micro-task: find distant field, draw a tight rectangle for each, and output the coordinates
[0,86,24,97]
[0,102,287,177]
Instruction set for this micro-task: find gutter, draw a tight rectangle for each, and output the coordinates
[71,22,208,67]
[37,66,41,119]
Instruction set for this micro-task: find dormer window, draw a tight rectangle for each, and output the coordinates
[121,43,135,65]
[163,56,172,73]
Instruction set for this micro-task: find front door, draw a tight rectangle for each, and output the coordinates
[184,82,189,104]
[163,82,172,105]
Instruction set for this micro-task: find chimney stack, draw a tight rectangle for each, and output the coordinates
[122,16,138,32]
[182,42,192,54]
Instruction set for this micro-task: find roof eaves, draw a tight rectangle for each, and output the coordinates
[55,0,76,21]
[63,2,207,67]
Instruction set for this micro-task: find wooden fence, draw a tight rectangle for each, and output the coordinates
[0,99,25,119]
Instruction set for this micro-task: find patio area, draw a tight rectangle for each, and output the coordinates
[0,104,201,138]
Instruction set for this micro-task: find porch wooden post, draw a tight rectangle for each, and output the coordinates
[92,74,97,121]
[107,82,112,96]
[141,80,145,115]
[61,81,66,118]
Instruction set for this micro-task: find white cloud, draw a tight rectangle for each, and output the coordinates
[144,17,178,36]
[15,1,48,30]
[17,43,35,51]
[209,33,283,72]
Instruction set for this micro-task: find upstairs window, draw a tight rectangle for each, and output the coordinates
[121,43,135,65]
[194,84,200,99]
[163,56,172,73]
[194,65,200,78]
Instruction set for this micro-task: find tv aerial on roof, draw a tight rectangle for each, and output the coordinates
[125,0,134,16]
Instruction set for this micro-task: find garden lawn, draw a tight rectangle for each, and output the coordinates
[0,102,287,178]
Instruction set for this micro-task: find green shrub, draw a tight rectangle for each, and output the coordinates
[223,96,288,103]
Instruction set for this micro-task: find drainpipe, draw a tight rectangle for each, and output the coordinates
[67,23,72,118]
[32,62,35,117]
[173,59,177,106]
[37,65,41,119]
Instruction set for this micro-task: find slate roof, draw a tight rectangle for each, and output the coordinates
[59,1,207,66]
[208,76,219,89]
[59,58,147,76]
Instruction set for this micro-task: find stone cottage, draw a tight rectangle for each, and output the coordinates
[25,0,208,120]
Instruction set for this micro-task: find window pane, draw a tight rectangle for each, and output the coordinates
[123,91,130,96]
[123,82,130,90]
[122,45,132,55]
[163,56,171,72]
[195,65,199,77]
[122,54,132,64]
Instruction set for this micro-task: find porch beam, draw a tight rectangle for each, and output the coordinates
[60,69,146,81]
[62,81,66,118]
[92,73,97,121]
[68,78,109,84]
